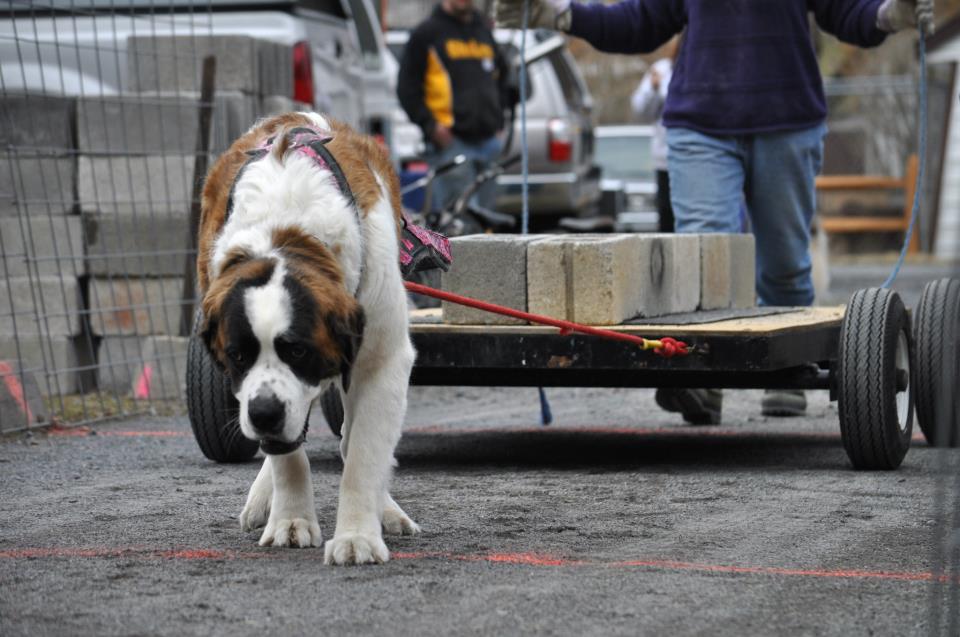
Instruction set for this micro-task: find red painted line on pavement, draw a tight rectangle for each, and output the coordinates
[47,427,189,438]
[7,547,941,585]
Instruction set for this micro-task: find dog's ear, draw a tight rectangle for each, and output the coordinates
[199,294,227,372]
[329,305,365,394]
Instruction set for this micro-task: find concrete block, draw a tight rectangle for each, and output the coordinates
[88,277,189,336]
[95,335,143,394]
[257,40,294,100]
[636,234,700,317]
[0,276,82,337]
[0,215,85,277]
[78,154,194,215]
[0,153,75,216]
[441,234,546,325]
[528,234,646,325]
[83,209,191,277]
[0,94,75,150]
[76,93,260,156]
[132,335,188,400]
[729,234,756,308]
[0,361,49,432]
[699,234,733,311]
[128,35,281,95]
[0,335,94,396]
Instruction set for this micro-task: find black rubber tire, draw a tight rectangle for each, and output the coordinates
[913,278,960,447]
[320,386,344,438]
[185,313,259,463]
[838,287,913,470]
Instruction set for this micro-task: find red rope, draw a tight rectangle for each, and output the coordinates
[404,281,689,357]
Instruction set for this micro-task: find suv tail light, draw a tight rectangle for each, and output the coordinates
[547,118,573,163]
[293,41,314,106]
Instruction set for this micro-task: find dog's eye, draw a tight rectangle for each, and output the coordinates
[290,345,307,359]
[227,347,243,364]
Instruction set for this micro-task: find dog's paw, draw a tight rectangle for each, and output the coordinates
[382,507,421,536]
[258,518,322,548]
[324,532,389,565]
[239,497,271,532]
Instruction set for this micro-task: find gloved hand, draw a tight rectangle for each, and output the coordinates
[877,0,935,36]
[494,0,573,31]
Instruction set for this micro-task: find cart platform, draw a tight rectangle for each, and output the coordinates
[408,306,843,390]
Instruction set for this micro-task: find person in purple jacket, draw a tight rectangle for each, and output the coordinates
[496,0,931,424]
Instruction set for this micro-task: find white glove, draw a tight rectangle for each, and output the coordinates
[494,0,573,32]
[877,0,935,36]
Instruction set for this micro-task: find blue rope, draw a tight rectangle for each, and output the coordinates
[881,30,927,289]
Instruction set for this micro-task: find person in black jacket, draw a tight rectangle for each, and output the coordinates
[398,0,513,212]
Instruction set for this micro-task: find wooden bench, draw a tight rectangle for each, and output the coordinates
[815,153,919,254]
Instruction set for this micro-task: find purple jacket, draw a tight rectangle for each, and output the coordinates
[569,0,888,135]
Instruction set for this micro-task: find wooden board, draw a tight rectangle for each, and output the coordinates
[409,306,845,337]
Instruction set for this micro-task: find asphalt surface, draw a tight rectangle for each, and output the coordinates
[2,262,960,636]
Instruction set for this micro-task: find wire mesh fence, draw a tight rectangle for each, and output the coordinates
[0,1,308,433]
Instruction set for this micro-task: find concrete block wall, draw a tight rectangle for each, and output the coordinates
[444,233,756,325]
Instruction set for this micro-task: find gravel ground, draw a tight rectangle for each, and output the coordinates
[2,385,959,636]
[2,262,959,636]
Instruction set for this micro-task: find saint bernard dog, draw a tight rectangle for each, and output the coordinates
[197,112,419,565]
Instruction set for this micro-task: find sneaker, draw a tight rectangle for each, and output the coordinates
[655,388,723,425]
[761,389,807,417]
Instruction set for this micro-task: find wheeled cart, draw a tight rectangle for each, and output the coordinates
[186,280,960,469]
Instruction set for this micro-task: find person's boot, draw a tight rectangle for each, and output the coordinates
[761,389,807,417]
[655,388,723,425]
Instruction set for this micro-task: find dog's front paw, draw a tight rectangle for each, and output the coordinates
[240,497,270,532]
[259,517,322,548]
[382,507,421,536]
[324,531,389,565]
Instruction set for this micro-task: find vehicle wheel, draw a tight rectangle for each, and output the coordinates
[186,313,259,463]
[837,287,913,470]
[320,386,344,438]
[913,278,960,447]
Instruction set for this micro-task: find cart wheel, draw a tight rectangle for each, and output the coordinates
[913,278,960,447]
[837,287,913,470]
[320,386,344,438]
[186,313,259,463]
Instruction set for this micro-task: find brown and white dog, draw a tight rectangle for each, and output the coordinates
[197,112,419,565]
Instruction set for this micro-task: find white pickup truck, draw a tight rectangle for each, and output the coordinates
[0,0,395,141]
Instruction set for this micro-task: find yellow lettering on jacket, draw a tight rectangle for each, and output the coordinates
[445,38,494,61]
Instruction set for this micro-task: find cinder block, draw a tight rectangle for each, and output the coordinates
[0,94,75,150]
[76,93,260,156]
[0,335,94,396]
[699,234,733,311]
[0,153,75,216]
[0,276,82,337]
[729,234,756,308]
[128,35,282,95]
[257,40,294,100]
[132,335,188,400]
[83,209,191,277]
[441,234,546,325]
[0,215,85,277]
[95,335,143,393]
[78,155,194,215]
[636,234,700,317]
[0,361,48,432]
[88,277,189,336]
[528,234,646,325]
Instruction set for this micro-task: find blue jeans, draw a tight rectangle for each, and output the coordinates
[666,124,826,307]
[426,135,502,213]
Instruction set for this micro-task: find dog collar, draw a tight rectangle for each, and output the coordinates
[259,420,309,456]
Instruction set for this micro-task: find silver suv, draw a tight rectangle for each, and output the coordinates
[387,29,600,218]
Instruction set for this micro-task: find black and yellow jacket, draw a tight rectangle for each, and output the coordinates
[397,6,511,144]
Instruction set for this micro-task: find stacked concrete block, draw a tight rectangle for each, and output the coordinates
[0,275,83,338]
[127,35,292,97]
[0,335,93,397]
[440,234,546,325]
[88,277,187,337]
[77,154,194,216]
[83,210,190,277]
[0,216,85,277]
[729,234,756,309]
[95,335,144,394]
[132,336,189,400]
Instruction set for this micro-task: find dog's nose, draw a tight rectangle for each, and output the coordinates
[248,392,285,434]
